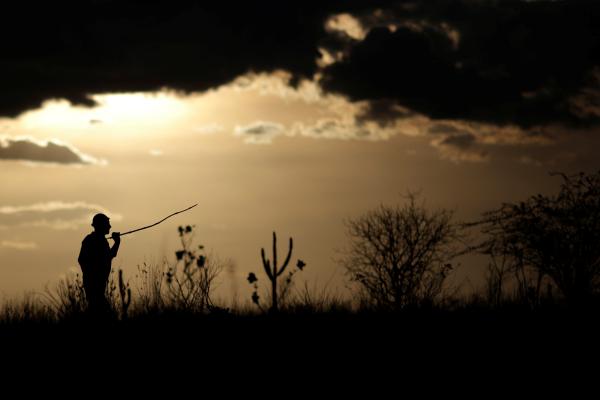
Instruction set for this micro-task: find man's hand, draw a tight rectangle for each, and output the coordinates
[111,232,121,243]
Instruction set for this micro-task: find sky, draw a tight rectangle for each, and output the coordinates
[1,0,599,303]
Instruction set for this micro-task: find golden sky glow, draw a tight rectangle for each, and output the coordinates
[1,73,599,303]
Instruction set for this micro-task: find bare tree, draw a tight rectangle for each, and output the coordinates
[475,171,600,306]
[340,193,467,309]
[483,239,549,308]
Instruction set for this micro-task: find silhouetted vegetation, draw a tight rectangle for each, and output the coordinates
[339,193,467,310]
[247,231,306,313]
[164,225,223,312]
[474,171,600,308]
[1,172,600,338]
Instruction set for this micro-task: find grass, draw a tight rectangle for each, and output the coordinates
[0,265,593,327]
[1,226,599,363]
[0,254,595,328]
[1,271,598,379]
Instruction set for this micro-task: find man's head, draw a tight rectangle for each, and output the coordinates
[92,213,111,234]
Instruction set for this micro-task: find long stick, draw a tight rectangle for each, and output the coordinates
[108,203,198,240]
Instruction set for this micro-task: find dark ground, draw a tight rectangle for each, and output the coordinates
[1,309,597,395]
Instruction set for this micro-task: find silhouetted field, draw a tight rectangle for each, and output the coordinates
[1,285,599,385]
[3,171,600,372]
[2,291,598,348]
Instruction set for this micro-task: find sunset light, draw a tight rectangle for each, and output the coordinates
[1,1,599,368]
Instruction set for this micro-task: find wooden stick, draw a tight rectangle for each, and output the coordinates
[107,203,198,240]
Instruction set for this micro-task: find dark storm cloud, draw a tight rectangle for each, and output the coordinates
[0,0,390,117]
[427,123,464,136]
[0,137,97,164]
[355,99,414,127]
[431,132,489,162]
[439,133,476,149]
[1,0,599,130]
[321,0,600,128]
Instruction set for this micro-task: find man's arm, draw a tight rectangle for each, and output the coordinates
[110,232,121,258]
[78,238,89,268]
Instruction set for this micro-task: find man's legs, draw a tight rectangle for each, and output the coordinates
[83,276,110,317]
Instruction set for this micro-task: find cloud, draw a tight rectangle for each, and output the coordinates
[431,133,489,163]
[427,123,464,136]
[325,13,368,41]
[0,1,384,118]
[0,201,115,215]
[234,121,286,144]
[567,67,600,119]
[233,115,407,144]
[0,136,101,165]
[424,118,560,163]
[228,72,558,164]
[291,118,389,141]
[228,73,429,142]
[427,124,487,162]
[0,240,38,250]
[229,72,327,104]
[355,99,414,126]
[439,133,477,149]
[3,1,596,131]
[0,201,122,230]
[320,1,600,128]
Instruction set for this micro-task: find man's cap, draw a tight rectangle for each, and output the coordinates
[92,213,110,227]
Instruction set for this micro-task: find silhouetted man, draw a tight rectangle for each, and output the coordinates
[78,213,120,315]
